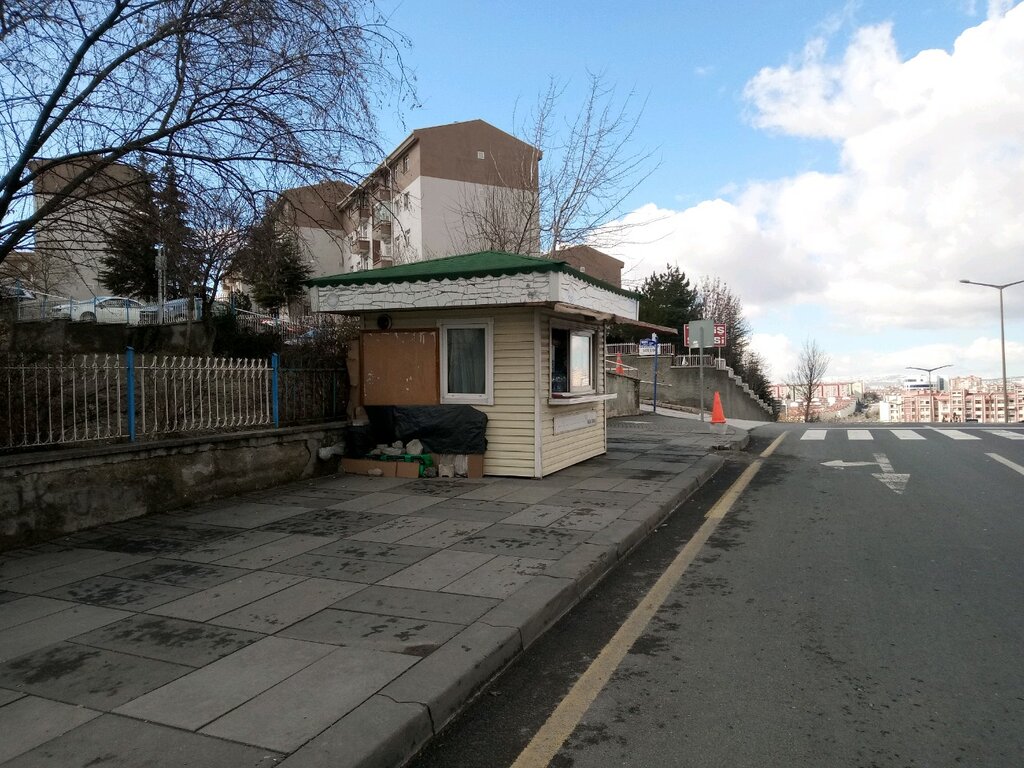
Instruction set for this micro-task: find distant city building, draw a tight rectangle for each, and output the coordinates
[878,385,1022,423]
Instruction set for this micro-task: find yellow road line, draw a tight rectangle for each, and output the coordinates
[510,432,787,768]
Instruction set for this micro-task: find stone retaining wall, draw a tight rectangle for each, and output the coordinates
[0,424,347,550]
[605,372,640,417]
[630,355,774,421]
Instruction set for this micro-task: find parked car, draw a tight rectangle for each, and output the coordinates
[0,283,35,301]
[52,296,143,324]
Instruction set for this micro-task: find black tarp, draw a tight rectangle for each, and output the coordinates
[363,405,488,454]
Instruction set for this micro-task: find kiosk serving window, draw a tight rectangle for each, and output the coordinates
[551,326,595,396]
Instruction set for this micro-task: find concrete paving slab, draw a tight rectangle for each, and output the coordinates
[268,553,407,583]
[479,575,578,648]
[212,534,338,569]
[395,519,492,549]
[199,646,418,752]
[0,552,152,594]
[307,540,438,565]
[0,548,112,582]
[260,509,393,537]
[346,515,442,544]
[0,695,101,764]
[0,641,191,708]
[173,530,292,563]
[586,517,649,558]
[442,555,552,599]
[326,492,410,512]
[568,476,624,491]
[440,498,529,516]
[381,622,520,733]
[332,585,498,625]
[106,559,248,590]
[450,481,523,501]
[279,609,464,655]
[147,571,305,622]
[0,596,76,631]
[181,501,316,529]
[452,523,589,560]
[0,688,23,706]
[0,590,20,605]
[42,576,195,611]
[379,550,495,591]
[211,578,367,633]
[72,614,261,667]
[542,488,646,509]
[0,604,130,663]
[551,506,627,532]
[497,484,572,504]
[400,503,512,523]
[543,542,620,597]
[391,479,484,498]
[358,495,445,516]
[0,713,282,767]
[115,636,334,730]
[318,476,416,493]
[501,504,573,527]
[278,695,432,768]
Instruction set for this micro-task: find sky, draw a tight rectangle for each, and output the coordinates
[376,0,1024,383]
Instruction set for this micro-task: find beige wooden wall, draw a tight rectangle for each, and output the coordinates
[366,308,538,477]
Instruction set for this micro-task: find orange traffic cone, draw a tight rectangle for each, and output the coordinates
[615,352,624,374]
[711,391,727,434]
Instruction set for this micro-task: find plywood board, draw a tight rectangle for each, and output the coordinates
[361,330,440,406]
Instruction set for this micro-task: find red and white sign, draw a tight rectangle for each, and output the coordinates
[684,322,727,348]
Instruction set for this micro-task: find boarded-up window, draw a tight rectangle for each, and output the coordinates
[361,330,440,405]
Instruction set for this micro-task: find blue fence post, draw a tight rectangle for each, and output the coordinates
[271,353,280,428]
[126,347,137,442]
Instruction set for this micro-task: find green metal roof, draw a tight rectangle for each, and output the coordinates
[305,251,639,299]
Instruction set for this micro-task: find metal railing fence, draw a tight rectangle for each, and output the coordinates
[1,350,347,452]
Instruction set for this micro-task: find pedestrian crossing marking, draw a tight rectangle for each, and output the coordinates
[890,430,926,440]
[931,429,980,440]
[990,430,1024,440]
[798,428,1023,441]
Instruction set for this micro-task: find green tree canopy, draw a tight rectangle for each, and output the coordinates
[637,264,700,335]
[237,214,311,312]
[99,161,197,300]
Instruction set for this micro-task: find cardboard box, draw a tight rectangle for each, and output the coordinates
[394,461,422,479]
[340,458,396,477]
[429,454,485,479]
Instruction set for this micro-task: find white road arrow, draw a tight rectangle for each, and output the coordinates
[821,453,909,495]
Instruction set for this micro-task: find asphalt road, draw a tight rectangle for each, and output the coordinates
[407,423,1024,768]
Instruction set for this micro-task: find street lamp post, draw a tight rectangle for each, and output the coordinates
[906,365,951,422]
[960,278,1024,424]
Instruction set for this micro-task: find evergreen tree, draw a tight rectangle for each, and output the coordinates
[637,264,700,335]
[100,161,197,300]
[239,214,311,312]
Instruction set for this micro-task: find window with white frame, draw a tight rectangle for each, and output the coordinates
[439,320,493,405]
[551,326,595,396]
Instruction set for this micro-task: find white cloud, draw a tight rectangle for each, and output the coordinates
[608,5,1024,367]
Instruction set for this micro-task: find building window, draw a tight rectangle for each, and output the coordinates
[477,150,486,160]
[402,155,409,173]
[439,320,493,405]
[551,326,595,396]
[402,192,410,210]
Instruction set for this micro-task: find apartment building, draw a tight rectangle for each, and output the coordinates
[27,158,142,297]
[335,120,541,272]
[884,387,1022,423]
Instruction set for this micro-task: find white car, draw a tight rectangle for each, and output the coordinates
[53,296,143,324]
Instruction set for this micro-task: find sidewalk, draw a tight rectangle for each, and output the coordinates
[0,414,748,768]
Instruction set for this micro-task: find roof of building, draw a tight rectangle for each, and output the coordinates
[306,251,639,299]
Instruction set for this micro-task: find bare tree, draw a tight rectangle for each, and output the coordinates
[453,72,656,256]
[789,338,831,422]
[0,0,411,271]
[698,276,751,370]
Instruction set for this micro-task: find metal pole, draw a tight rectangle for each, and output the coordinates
[999,287,1008,424]
[698,327,705,422]
[652,333,658,414]
[126,347,136,442]
[271,352,280,428]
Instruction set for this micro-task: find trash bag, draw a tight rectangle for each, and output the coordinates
[364,405,488,454]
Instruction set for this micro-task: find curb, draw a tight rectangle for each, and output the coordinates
[352,442,737,768]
